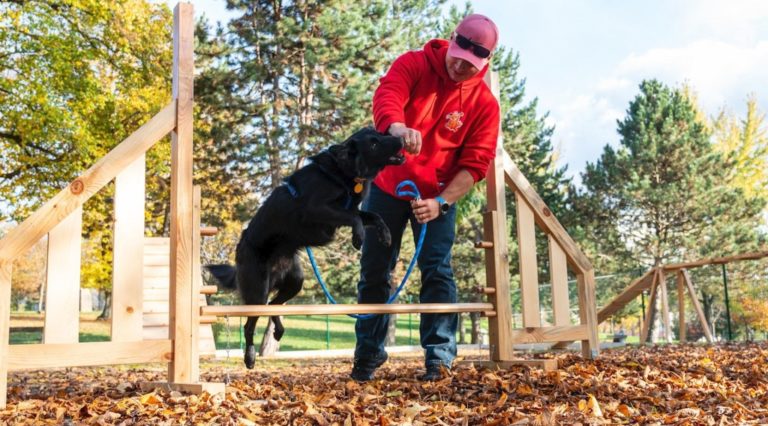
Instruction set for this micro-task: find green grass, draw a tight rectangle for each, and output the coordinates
[213,314,441,351]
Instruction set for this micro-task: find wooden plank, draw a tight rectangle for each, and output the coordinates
[502,150,592,273]
[597,269,655,324]
[0,102,175,263]
[480,71,515,364]
[577,269,599,358]
[548,236,570,326]
[658,270,671,342]
[0,261,12,408]
[459,359,558,372]
[112,155,145,342]
[640,270,659,343]
[662,250,768,271]
[510,324,588,344]
[676,270,686,342]
[202,303,495,317]
[682,269,714,343]
[515,193,540,327]
[8,340,172,370]
[169,2,195,385]
[44,207,82,344]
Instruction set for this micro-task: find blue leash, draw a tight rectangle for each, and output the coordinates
[306,180,427,319]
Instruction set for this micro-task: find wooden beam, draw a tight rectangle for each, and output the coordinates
[676,270,686,342]
[597,269,655,324]
[510,325,588,344]
[168,2,195,385]
[201,303,495,317]
[658,270,672,342]
[44,207,82,344]
[549,236,570,326]
[479,71,515,364]
[502,150,592,273]
[190,186,202,380]
[0,261,12,408]
[516,193,540,327]
[682,269,714,343]
[662,250,768,271]
[112,155,145,342]
[7,340,172,370]
[0,102,175,264]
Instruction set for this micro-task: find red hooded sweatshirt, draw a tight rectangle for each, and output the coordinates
[372,39,500,200]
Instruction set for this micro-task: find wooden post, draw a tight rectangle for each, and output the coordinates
[483,70,514,362]
[44,208,82,344]
[640,269,660,344]
[682,270,714,343]
[548,236,570,326]
[657,270,671,343]
[168,2,195,384]
[0,261,12,408]
[112,155,146,341]
[515,194,540,327]
[576,269,599,358]
[676,270,686,342]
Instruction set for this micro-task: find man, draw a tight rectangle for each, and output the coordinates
[351,14,501,382]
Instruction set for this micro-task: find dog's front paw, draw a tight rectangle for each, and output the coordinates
[378,226,392,247]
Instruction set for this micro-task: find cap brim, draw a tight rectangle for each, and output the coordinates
[447,40,488,70]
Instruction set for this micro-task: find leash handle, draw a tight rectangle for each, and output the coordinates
[395,180,421,200]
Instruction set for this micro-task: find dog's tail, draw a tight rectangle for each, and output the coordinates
[205,264,238,290]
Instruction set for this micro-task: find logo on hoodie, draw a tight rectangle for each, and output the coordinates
[445,111,464,132]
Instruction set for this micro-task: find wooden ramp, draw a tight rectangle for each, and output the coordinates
[143,237,216,355]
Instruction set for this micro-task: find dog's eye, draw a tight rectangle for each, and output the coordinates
[371,143,378,151]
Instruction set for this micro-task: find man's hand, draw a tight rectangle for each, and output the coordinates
[410,198,440,224]
[388,123,422,155]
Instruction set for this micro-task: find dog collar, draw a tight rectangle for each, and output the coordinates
[353,177,366,194]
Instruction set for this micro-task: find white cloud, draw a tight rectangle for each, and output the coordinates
[680,0,768,42]
[616,40,768,112]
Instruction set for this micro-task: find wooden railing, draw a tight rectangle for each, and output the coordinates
[478,72,598,360]
[0,4,224,409]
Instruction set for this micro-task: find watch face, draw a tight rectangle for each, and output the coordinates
[440,202,450,214]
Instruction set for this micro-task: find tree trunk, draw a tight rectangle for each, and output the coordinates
[470,312,481,344]
[458,313,466,344]
[97,290,112,320]
[259,318,281,356]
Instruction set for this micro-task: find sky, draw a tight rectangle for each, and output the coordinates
[168,0,768,181]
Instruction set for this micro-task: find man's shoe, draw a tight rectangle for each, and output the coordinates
[419,364,448,381]
[350,352,388,382]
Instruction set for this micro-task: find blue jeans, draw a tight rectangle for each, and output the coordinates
[355,184,458,368]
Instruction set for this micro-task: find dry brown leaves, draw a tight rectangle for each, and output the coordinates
[2,342,767,425]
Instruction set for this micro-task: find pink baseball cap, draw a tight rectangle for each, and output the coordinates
[447,14,499,70]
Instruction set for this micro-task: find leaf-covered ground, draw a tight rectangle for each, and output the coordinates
[2,343,767,425]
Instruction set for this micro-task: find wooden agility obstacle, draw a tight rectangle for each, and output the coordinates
[0,3,599,408]
[595,250,768,344]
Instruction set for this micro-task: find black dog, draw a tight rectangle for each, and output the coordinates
[207,128,404,368]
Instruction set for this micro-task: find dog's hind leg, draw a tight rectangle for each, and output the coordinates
[237,256,271,370]
[268,255,304,341]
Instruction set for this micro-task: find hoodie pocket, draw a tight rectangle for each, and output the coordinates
[386,161,440,199]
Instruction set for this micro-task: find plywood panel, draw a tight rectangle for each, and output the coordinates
[44,207,82,344]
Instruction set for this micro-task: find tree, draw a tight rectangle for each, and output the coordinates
[572,80,765,341]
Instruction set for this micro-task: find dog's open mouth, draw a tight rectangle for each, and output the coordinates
[388,152,406,165]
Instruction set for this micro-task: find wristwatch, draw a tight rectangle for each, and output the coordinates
[435,196,451,216]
